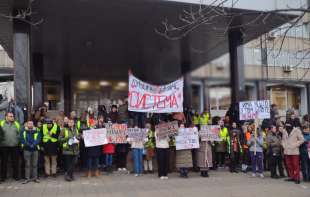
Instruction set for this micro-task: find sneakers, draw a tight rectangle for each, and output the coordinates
[22,179,30,184]
[252,173,256,177]
[33,179,40,183]
[160,176,165,180]
[134,174,139,177]
[163,176,168,180]
[259,174,264,178]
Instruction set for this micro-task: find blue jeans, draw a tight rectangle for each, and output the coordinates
[87,156,99,171]
[250,151,264,174]
[132,148,143,175]
[105,154,113,167]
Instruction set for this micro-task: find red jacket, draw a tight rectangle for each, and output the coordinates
[103,143,115,154]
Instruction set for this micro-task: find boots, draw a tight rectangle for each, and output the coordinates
[95,170,100,177]
[201,171,209,178]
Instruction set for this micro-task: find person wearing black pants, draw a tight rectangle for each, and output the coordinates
[0,147,20,181]
[267,125,285,179]
[116,144,129,172]
[156,148,169,179]
[0,112,21,182]
[155,121,170,180]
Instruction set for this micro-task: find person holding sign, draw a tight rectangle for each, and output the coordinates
[175,124,193,178]
[128,127,147,177]
[247,125,264,178]
[215,120,230,169]
[58,119,80,182]
[155,121,170,180]
[198,125,213,178]
[85,117,104,178]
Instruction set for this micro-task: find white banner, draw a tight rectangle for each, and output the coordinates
[239,100,271,120]
[83,128,107,147]
[128,74,183,113]
[176,127,200,150]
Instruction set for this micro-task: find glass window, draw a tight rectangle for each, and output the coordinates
[268,86,301,113]
[209,87,231,110]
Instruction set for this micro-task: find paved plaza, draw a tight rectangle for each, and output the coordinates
[0,171,309,197]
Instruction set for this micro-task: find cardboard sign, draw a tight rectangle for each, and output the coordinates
[105,123,128,143]
[83,128,107,147]
[155,121,179,139]
[199,125,221,142]
[128,73,183,113]
[127,128,148,142]
[175,127,200,150]
[239,100,271,120]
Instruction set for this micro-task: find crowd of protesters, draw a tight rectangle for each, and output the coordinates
[0,100,310,185]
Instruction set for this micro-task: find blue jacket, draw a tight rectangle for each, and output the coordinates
[247,134,264,153]
[300,132,310,155]
[20,128,41,151]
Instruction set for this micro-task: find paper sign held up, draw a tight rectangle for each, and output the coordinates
[239,100,270,121]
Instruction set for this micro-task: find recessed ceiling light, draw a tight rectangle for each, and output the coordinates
[117,82,127,87]
[78,80,89,88]
[99,81,110,86]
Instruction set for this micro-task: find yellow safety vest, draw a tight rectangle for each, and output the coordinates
[199,113,209,125]
[22,130,40,150]
[62,128,79,149]
[42,124,58,143]
[0,120,21,132]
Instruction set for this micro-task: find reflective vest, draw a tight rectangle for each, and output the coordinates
[169,137,176,147]
[22,129,40,150]
[199,113,209,125]
[42,124,58,143]
[219,127,230,151]
[145,129,155,149]
[193,115,200,125]
[62,128,79,150]
[76,120,81,130]
[0,120,21,133]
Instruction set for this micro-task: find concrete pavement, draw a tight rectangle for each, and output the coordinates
[0,171,309,197]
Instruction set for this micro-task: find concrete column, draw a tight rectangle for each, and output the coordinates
[180,36,192,109]
[63,74,71,115]
[257,80,267,100]
[13,22,31,115]
[32,53,44,109]
[228,28,245,105]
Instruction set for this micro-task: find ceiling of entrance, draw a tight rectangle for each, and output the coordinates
[28,0,293,83]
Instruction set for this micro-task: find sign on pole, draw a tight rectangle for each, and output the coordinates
[175,127,200,150]
[128,73,183,113]
[83,128,107,147]
[239,100,270,120]
[199,125,221,142]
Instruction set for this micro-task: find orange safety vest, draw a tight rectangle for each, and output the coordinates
[243,131,251,149]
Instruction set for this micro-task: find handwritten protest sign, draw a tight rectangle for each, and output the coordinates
[239,100,270,120]
[128,73,183,113]
[127,128,148,142]
[83,128,107,147]
[155,121,179,139]
[175,127,200,150]
[105,123,128,143]
[199,125,221,142]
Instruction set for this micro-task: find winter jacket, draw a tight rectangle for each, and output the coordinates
[247,134,264,153]
[20,128,41,151]
[58,127,80,155]
[282,128,304,155]
[103,143,115,154]
[300,132,310,156]
[0,120,21,147]
[266,132,282,155]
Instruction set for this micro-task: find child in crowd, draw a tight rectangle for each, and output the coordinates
[229,125,242,173]
[143,123,155,173]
